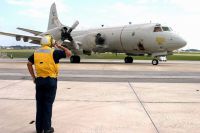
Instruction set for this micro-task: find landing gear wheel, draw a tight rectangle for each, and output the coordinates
[70,55,80,63]
[124,57,133,63]
[152,59,159,65]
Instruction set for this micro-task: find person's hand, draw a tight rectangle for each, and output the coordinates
[33,78,36,84]
[54,41,62,48]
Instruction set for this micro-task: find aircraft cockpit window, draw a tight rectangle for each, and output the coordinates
[153,27,162,32]
[162,27,171,31]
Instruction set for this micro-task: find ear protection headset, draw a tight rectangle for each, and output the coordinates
[41,34,54,47]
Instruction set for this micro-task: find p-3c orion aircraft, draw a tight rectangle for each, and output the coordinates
[0,3,187,65]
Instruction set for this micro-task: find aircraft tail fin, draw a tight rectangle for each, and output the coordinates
[48,3,63,30]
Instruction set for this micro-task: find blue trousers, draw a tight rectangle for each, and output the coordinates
[35,77,57,131]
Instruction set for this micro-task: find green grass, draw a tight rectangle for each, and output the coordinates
[0,49,34,58]
[168,55,200,60]
[0,49,200,61]
[177,52,200,55]
[84,53,200,61]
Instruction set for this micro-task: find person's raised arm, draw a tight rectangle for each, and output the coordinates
[55,42,72,57]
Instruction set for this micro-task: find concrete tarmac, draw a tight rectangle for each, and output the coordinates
[0,59,200,133]
[0,59,200,83]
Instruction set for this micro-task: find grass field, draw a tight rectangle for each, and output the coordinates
[0,49,200,61]
[85,53,200,60]
[0,49,34,58]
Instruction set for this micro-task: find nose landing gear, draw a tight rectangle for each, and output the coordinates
[152,56,167,65]
[152,58,159,65]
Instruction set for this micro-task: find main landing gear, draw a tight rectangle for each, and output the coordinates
[70,55,80,63]
[124,56,133,63]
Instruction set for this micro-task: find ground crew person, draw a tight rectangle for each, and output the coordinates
[27,35,72,133]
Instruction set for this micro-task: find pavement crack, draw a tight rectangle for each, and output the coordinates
[128,82,160,133]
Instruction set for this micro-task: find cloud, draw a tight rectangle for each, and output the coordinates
[6,0,70,19]
[0,17,7,30]
[93,1,170,26]
[168,0,200,13]
[75,1,170,30]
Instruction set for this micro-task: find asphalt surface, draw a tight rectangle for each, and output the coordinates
[0,59,200,133]
[0,59,200,83]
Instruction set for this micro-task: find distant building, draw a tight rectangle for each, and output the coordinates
[181,49,200,52]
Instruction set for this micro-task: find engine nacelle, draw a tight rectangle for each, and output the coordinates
[95,33,105,45]
[93,33,109,52]
[42,27,66,41]
[23,37,29,42]
[61,27,71,41]
[16,36,21,41]
[74,32,108,53]
[74,33,97,51]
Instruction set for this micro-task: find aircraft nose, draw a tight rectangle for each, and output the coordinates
[169,35,187,49]
[166,34,187,51]
[178,37,187,48]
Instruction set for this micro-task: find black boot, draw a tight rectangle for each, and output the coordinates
[44,127,54,133]
[36,130,43,133]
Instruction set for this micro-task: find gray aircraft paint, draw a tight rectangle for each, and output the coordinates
[0,3,187,64]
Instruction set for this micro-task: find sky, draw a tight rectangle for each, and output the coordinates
[0,0,200,49]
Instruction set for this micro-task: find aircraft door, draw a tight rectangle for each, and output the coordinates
[106,27,126,53]
[120,26,140,53]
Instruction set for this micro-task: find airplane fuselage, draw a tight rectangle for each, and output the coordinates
[69,23,186,57]
[0,3,187,65]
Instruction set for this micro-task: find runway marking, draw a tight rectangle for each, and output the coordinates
[60,75,200,79]
[1,73,200,79]
[0,73,25,76]
[128,82,160,133]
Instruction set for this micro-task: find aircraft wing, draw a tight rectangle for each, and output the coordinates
[17,27,43,35]
[0,31,42,44]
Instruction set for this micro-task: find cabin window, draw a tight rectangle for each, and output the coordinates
[153,27,162,32]
[162,27,171,31]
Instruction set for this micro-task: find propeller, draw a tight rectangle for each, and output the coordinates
[68,20,79,33]
[61,21,79,41]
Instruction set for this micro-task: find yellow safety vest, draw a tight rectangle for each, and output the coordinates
[34,46,59,78]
